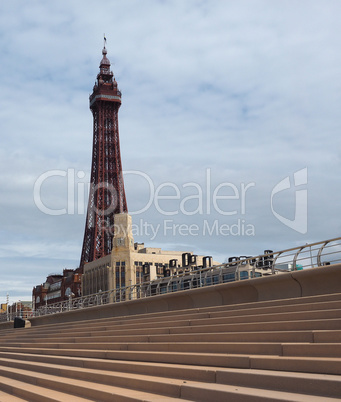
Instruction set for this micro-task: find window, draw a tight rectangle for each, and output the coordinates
[212,275,219,284]
[223,273,235,282]
[117,238,125,247]
[136,265,143,283]
[156,264,164,275]
[240,271,249,280]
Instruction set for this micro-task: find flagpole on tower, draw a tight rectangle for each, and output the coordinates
[104,34,107,48]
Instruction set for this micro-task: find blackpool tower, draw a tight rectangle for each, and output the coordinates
[79,42,128,271]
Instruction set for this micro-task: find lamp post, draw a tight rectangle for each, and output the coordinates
[6,293,9,321]
[68,292,75,311]
[129,279,132,300]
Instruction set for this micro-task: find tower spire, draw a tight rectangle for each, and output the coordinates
[79,43,128,271]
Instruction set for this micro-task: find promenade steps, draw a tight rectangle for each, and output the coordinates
[0,292,340,400]
[0,292,339,336]
[2,294,341,339]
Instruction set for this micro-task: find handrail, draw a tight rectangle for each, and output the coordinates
[1,236,340,322]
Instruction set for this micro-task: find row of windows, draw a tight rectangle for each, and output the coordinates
[114,260,170,284]
[134,261,169,268]
[83,269,109,295]
[116,261,171,268]
[134,261,152,266]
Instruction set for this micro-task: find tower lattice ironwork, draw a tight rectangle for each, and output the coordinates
[79,44,128,271]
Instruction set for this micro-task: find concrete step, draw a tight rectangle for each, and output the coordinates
[283,343,341,357]
[0,347,252,368]
[209,292,341,311]
[15,329,340,345]
[0,365,192,402]
[170,318,341,334]
[126,341,284,355]
[179,381,341,401]
[0,388,28,402]
[0,327,170,342]
[0,341,284,356]
[29,292,341,328]
[3,296,340,342]
[0,338,304,355]
[1,351,340,398]
[250,355,341,375]
[3,337,341,360]
[199,307,341,325]
[0,357,195,399]
[216,367,341,398]
[0,356,340,401]
[7,306,341,341]
[4,292,340,340]
[78,349,341,375]
[19,297,341,335]
[4,315,341,345]
[95,297,341,324]
[0,352,218,383]
[5,346,340,375]
[23,307,341,334]
[314,330,341,343]
[207,299,341,319]
[0,375,93,402]
[149,330,315,343]
[1,329,318,345]
[2,330,341,360]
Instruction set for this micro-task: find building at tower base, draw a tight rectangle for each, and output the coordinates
[81,213,220,296]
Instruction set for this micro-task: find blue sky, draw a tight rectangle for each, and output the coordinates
[0,0,340,303]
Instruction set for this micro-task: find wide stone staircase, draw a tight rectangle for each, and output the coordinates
[0,292,341,401]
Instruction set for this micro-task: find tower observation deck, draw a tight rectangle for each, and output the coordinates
[79,43,128,271]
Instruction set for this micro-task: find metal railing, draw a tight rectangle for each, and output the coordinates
[1,237,340,322]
